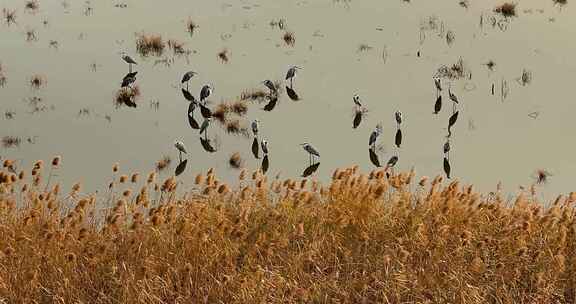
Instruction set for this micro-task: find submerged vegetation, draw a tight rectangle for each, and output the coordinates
[0,160,575,303]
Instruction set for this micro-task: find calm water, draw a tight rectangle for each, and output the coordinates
[1,0,575,199]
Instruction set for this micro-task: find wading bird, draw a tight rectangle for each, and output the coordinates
[181,71,197,90]
[199,117,211,135]
[121,72,137,88]
[262,80,277,94]
[285,66,300,87]
[369,124,383,148]
[385,155,398,171]
[121,52,137,73]
[200,84,213,103]
[174,140,187,161]
[434,77,442,92]
[448,87,459,105]
[301,142,319,165]
[251,119,260,137]
[353,94,362,108]
[395,111,403,127]
[261,139,268,154]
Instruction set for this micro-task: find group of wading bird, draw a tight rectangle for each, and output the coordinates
[120,53,460,179]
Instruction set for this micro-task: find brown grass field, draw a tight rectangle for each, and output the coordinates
[0,157,575,303]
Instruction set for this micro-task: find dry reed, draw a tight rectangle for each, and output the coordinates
[0,160,574,303]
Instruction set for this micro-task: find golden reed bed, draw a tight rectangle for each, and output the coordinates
[0,157,574,303]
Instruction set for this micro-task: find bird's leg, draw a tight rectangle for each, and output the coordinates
[187,82,189,91]
[179,151,182,163]
[290,78,293,89]
[129,64,132,73]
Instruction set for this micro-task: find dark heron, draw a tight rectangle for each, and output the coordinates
[385,155,398,171]
[448,86,459,113]
[395,111,403,127]
[121,52,137,73]
[121,72,137,88]
[353,94,362,108]
[434,77,442,92]
[251,119,260,137]
[285,66,300,87]
[443,140,451,155]
[174,140,187,161]
[199,103,212,119]
[181,71,197,90]
[199,117,211,135]
[263,96,278,111]
[301,142,319,165]
[262,80,277,95]
[200,84,213,104]
[369,124,383,148]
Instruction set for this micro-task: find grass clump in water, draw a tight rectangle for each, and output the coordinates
[494,2,517,17]
[136,32,165,57]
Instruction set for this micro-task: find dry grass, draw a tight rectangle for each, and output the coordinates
[25,28,38,42]
[218,48,229,63]
[553,0,567,6]
[114,86,140,108]
[283,31,295,47]
[29,74,46,90]
[225,119,249,137]
[2,8,17,25]
[186,18,198,36]
[135,32,165,57]
[437,58,467,80]
[24,0,39,13]
[0,160,575,303]
[155,155,171,172]
[167,39,187,55]
[240,88,268,102]
[229,152,243,169]
[1,136,21,148]
[494,2,517,17]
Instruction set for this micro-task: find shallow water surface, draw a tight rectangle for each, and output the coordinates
[1,0,575,199]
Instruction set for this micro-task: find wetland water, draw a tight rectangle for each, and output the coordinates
[1,0,576,198]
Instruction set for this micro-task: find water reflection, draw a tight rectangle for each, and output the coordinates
[187,103,200,129]
[251,138,259,159]
[262,96,278,111]
[199,137,217,153]
[261,154,269,174]
[285,86,300,101]
[368,148,381,168]
[301,162,320,178]
[181,88,196,103]
[175,159,188,176]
